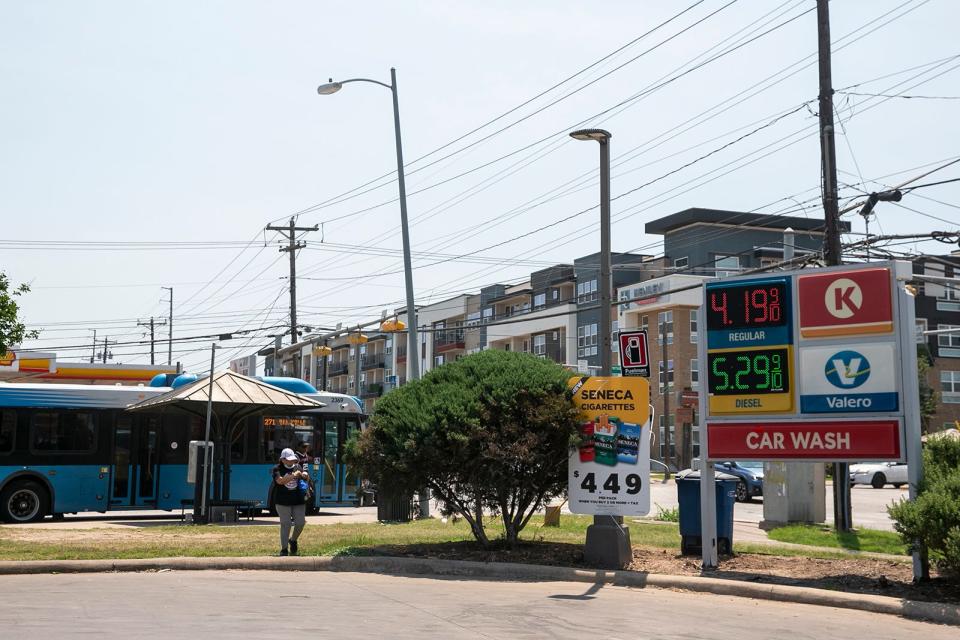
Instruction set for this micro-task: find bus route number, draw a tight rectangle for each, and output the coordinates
[574,470,642,495]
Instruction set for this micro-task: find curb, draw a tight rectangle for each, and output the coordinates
[0,555,956,626]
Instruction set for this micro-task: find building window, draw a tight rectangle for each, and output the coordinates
[533,293,546,309]
[691,358,699,384]
[938,325,960,349]
[690,309,698,344]
[434,355,445,367]
[640,315,649,332]
[915,318,928,344]
[522,339,529,353]
[674,256,688,269]
[552,289,560,300]
[714,255,740,278]
[533,334,546,356]
[482,308,493,322]
[611,320,619,353]
[349,347,355,357]
[577,323,598,358]
[577,279,598,303]
[0,411,14,453]
[657,311,674,345]
[659,415,676,460]
[942,371,960,403]
[658,359,674,392]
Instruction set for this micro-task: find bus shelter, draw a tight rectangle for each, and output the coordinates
[126,370,323,520]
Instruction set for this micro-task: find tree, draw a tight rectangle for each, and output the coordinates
[0,272,37,355]
[917,345,938,434]
[346,350,580,548]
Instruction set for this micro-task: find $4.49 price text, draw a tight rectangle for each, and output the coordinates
[573,470,643,495]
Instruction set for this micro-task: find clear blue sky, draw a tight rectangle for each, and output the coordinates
[2,0,958,371]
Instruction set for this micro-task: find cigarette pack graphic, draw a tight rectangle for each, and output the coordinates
[578,421,595,462]
[593,415,618,466]
[616,421,640,464]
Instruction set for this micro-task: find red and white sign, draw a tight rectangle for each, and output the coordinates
[707,419,902,460]
[798,267,893,338]
[618,330,649,377]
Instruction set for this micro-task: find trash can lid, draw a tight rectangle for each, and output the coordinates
[675,469,739,482]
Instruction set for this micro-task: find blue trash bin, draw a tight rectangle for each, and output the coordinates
[675,471,737,555]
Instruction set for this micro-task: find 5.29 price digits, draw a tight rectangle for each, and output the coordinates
[575,471,642,495]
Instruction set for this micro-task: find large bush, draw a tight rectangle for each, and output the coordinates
[888,436,960,576]
[345,350,580,547]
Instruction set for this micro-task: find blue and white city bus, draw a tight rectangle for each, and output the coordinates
[0,376,365,523]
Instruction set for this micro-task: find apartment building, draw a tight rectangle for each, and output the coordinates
[647,207,846,274]
[618,274,710,471]
[914,252,960,431]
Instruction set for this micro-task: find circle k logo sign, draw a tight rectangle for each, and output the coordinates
[824,350,871,389]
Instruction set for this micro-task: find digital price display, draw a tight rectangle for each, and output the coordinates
[707,348,790,395]
[707,282,788,331]
[707,347,795,414]
[705,278,791,350]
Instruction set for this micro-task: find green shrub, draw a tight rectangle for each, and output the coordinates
[345,350,580,548]
[887,436,960,577]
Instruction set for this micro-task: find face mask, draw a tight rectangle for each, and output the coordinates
[284,463,295,470]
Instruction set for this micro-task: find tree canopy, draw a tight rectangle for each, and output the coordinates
[0,272,37,355]
[346,349,580,547]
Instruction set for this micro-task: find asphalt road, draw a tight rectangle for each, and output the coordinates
[0,570,950,639]
[646,480,904,531]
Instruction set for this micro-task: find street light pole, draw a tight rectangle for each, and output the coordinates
[570,128,631,569]
[317,69,420,383]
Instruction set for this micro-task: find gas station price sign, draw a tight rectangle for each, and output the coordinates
[707,347,790,395]
[706,277,794,414]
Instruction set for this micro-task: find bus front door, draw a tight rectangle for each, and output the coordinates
[318,417,362,505]
[109,415,160,508]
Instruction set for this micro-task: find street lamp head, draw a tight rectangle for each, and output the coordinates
[569,128,612,143]
[317,79,343,95]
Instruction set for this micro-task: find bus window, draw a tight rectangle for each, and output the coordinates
[260,416,314,463]
[0,410,14,454]
[30,411,97,453]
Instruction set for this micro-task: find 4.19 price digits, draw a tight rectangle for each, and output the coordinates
[575,470,642,495]
[706,282,787,330]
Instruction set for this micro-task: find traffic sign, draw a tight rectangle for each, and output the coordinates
[798,267,893,338]
[706,419,902,460]
[799,343,898,413]
[618,330,649,377]
[567,376,650,516]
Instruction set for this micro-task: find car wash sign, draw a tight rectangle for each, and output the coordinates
[701,261,914,462]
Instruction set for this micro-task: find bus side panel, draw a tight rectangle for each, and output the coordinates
[0,465,109,514]
[155,464,194,511]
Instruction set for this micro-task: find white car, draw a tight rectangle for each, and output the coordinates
[849,462,908,489]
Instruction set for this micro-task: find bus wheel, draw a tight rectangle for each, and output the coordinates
[0,481,49,523]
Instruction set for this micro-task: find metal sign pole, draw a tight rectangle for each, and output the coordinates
[895,262,928,581]
[698,292,718,570]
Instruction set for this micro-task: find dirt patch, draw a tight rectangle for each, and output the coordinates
[353,541,960,605]
[0,528,231,545]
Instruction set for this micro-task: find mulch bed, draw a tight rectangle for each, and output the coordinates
[354,541,960,605]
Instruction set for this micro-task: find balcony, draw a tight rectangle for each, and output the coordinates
[328,361,349,376]
[396,345,407,364]
[433,330,465,354]
[361,352,386,370]
[361,382,383,399]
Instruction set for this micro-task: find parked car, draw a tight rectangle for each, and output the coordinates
[849,462,907,489]
[714,461,763,502]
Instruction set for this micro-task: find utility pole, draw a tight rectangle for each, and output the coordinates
[90,329,97,364]
[138,317,167,365]
[265,217,319,377]
[161,287,174,365]
[817,0,851,532]
[98,337,114,364]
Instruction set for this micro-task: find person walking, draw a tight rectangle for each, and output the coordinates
[273,447,307,556]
